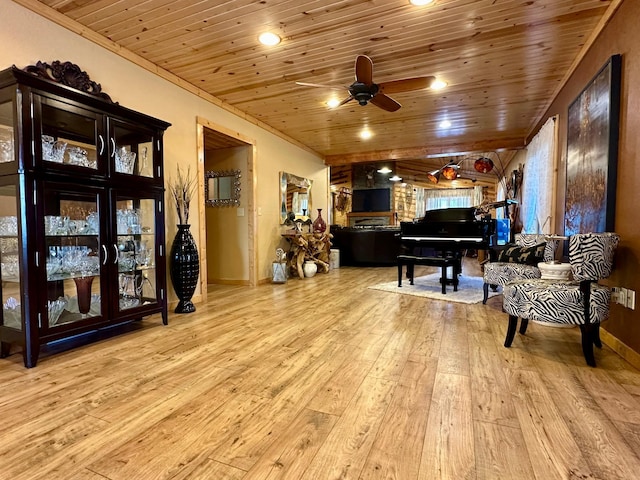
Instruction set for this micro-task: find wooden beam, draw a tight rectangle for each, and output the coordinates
[324,137,525,166]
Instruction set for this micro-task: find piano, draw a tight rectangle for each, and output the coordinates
[399,207,497,278]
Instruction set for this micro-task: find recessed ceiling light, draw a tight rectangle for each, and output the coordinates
[326,98,341,108]
[360,129,373,140]
[389,175,403,182]
[258,32,281,46]
[410,0,435,5]
[431,79,448,90]
[439,120,451,128]
[377,166,392,174]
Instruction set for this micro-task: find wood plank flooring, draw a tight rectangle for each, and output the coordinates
[2,264,640,479]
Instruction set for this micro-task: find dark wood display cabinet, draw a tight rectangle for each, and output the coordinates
[0,61,171,367]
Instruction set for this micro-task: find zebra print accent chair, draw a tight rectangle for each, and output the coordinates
[502,232,620,367]
[482,234,558,304]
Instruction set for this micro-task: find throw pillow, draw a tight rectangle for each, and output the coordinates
[496,243,546,266]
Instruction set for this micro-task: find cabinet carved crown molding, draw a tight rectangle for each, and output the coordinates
[22,60,116,104]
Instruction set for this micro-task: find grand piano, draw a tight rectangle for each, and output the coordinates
[399,206,498,279]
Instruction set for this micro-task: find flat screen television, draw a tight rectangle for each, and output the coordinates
[351,188,391,212]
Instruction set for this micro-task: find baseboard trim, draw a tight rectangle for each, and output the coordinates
[600,328,640,370]
[208,279,250,286]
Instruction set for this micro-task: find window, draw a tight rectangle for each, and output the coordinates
[424,188,474,211]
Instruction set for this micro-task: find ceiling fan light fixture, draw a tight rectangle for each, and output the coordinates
[258,32,281,46]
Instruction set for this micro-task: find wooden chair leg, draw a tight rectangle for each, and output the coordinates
[579,324,597,367]
[504,315,519,347]
[482,283,489,304]
[518,318,529,335]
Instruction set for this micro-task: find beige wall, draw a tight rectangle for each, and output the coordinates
[1,1,327,297]
[205,147,249,283]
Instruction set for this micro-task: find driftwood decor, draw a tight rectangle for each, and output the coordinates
[22,60,115,104]
[282,232,332,278]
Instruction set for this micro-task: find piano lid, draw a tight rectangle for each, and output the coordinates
[420,207,477,223]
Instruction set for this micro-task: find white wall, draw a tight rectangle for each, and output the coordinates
[1,1,327,294]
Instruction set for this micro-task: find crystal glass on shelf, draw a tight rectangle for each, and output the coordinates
[67,146,96,168]
[0,216,18,236]
[42,135,67,163]
[47,297,68,326]
[0,126,14,163]
[115,148,136,174]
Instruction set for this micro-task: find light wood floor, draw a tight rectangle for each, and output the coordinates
[2,264,640,480]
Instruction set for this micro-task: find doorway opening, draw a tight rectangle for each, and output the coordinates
[196,117,257,298]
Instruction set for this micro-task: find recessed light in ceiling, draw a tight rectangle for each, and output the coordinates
[326,98,341,108]
[431,79,448,90]
[439,120,451,128]
[389,175,403,182]
[377,166,392,174]
[360,129,373,140]
[258,32,281,46]
[410,0,435,5]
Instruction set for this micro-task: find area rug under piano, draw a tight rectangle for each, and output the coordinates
[368,273,500,304]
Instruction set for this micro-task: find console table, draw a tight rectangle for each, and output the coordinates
[282,232,332,278]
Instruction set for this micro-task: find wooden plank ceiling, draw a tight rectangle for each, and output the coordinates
[23,0,615,177]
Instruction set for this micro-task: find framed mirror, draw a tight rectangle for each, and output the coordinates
[205,169,241,207]
[280,172,312,223]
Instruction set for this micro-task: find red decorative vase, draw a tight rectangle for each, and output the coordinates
[73,275,95,314]
[312,208,326,233]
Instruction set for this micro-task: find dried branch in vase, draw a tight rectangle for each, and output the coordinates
[170,166,197,225]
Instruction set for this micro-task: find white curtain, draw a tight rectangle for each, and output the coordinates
[414,187,426,219]
[495,179,506,220]
[425,188,474,211]
[521,117,557,233]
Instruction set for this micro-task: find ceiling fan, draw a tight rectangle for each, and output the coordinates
[296,55,435,112]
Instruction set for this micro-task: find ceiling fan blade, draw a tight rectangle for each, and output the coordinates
[355,55,373,85]
[378,76,435,94]
[370,94,401,112]
[295,81,346,90]
[338,95,354,106]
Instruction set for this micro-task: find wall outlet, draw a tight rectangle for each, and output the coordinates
[619,287,628,306]
[627,289,636,310]
[612,287,620,304]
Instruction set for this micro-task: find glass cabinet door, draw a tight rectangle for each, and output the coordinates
[114,194,160,313]
[110,120,157,179]
[38,97,103,173]
[42,186,104,329]
[0,98,15,167]
[0,184,22,331]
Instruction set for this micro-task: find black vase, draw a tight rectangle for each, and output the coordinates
[169,224,200,313]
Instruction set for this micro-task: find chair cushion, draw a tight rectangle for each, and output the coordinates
[484,262,541,286]
[502,278,612,325]
[496,243,546,265]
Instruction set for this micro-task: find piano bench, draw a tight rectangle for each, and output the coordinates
[397,255,458,294]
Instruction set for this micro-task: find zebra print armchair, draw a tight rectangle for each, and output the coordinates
[502,232,620,367]
[482,233,558,304]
